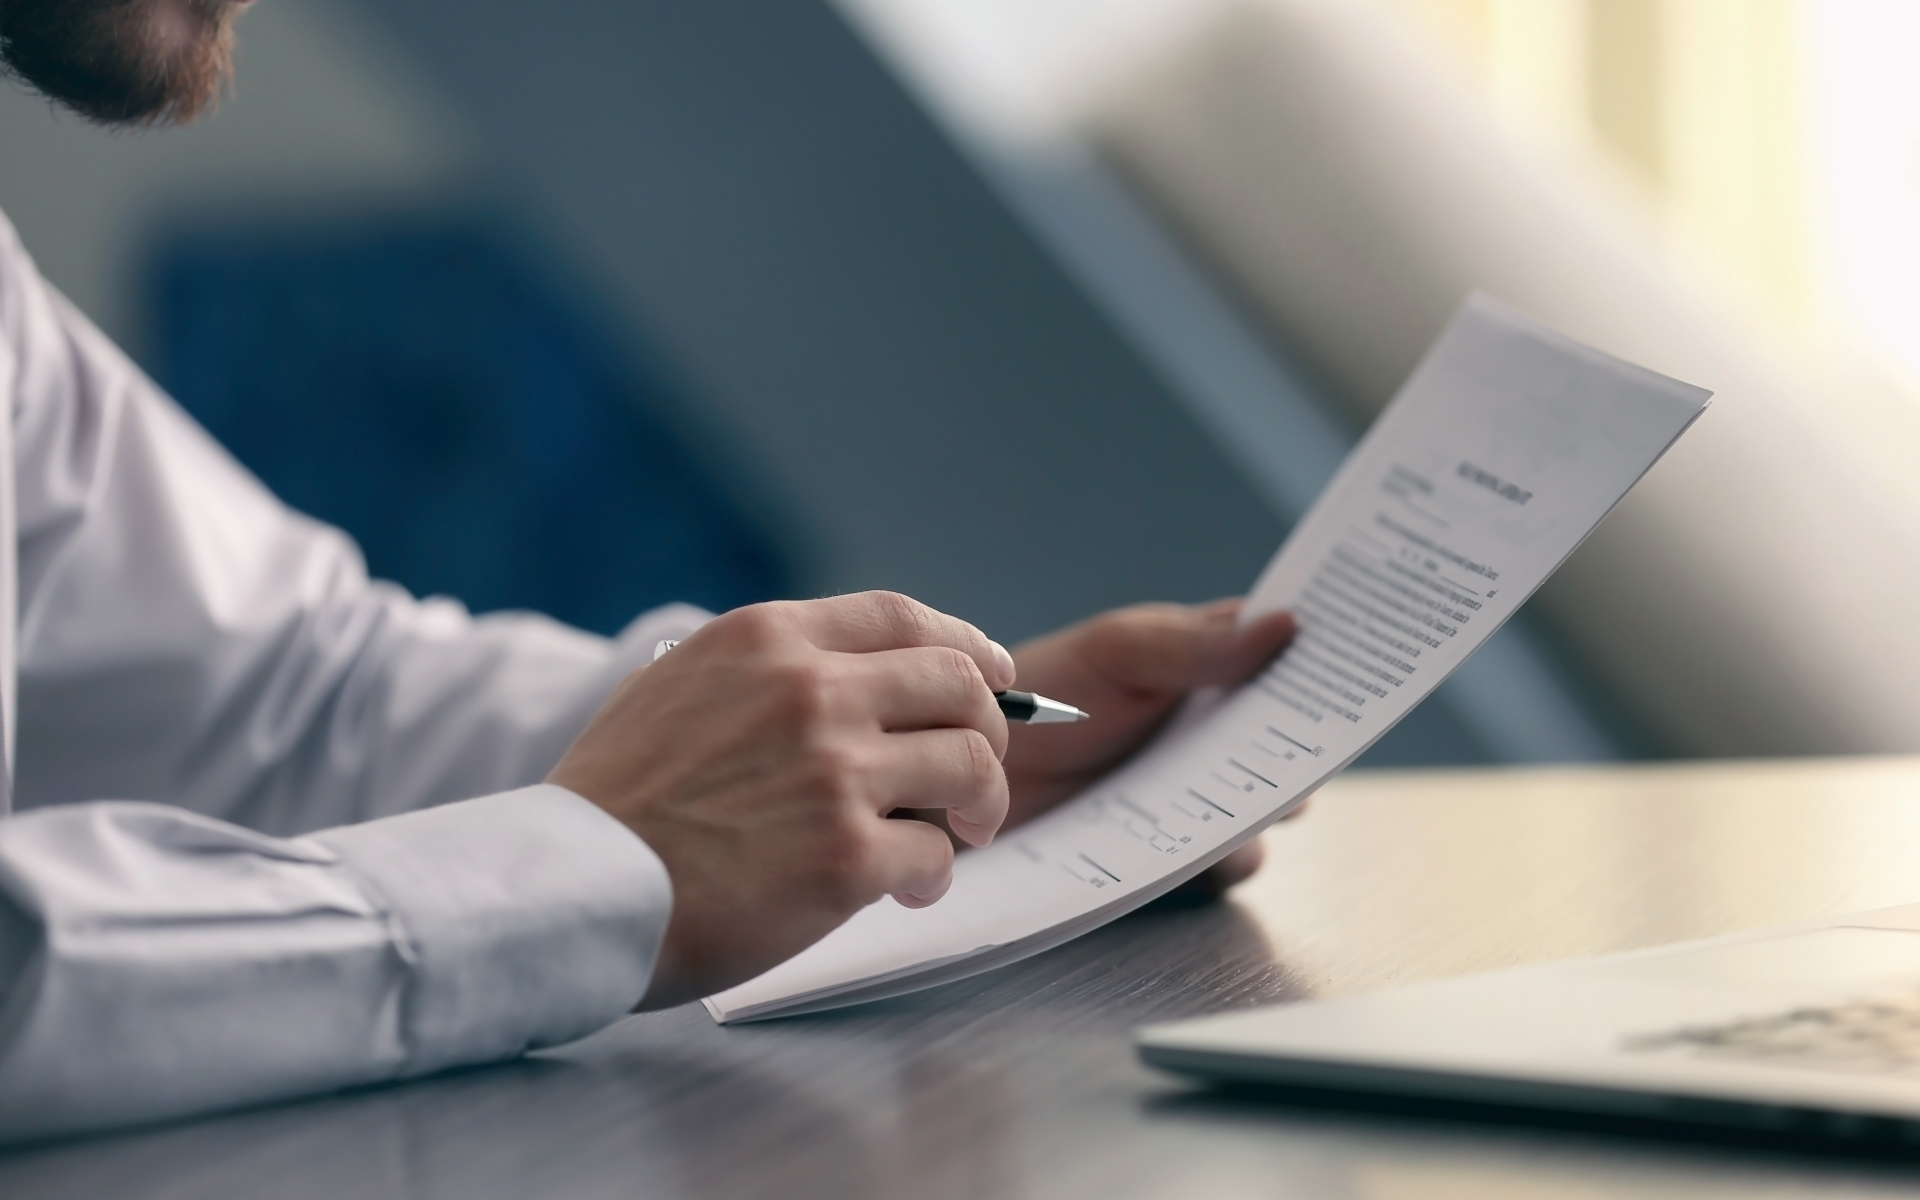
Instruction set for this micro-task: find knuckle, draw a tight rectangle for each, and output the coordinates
[814,818,880,906]
[957,728,1000,787]
[804,737,868,799]
[1080,609,1137,659]
[868,590,935,645]
[1093,604,1163,644]
[769,660,837,726]
[1089,604,1186,672]
[714,601,785,650]
[932,645,982,690]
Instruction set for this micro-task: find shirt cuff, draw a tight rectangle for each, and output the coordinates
[315,784,669,1076]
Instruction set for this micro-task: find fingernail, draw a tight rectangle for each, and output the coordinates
[903,884,947,906]
[950,813,995,847]
[989,640,1016,688]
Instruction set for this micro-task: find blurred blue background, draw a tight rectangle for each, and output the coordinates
[146,215,790,634]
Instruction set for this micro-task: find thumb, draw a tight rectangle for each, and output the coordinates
[1081,599,1296,693]
[1209,604,1298,687]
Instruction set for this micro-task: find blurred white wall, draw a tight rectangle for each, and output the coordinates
[1086,0,1920,756]
[835,0,1229,146]
[845,0,1920,759]
[839,0,1629,762]
[1375,1,1920,417]
[1805,1,1920,394]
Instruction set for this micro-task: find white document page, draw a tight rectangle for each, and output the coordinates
[706,296,1710,1024]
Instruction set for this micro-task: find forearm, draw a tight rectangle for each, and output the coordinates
[181,598,712,834]
[19,574,711,835]
[9,263,711,833]
[0,787,667,1144]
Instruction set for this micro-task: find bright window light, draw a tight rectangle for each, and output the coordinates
[845,0,1920,404]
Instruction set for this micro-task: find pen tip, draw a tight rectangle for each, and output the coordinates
[1027,694,1091,724]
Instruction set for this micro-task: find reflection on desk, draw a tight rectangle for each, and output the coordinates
[7,757,1920,1199]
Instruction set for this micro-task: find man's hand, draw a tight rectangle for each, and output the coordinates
[548,592,1014,1009]
[1000,598,1299,891]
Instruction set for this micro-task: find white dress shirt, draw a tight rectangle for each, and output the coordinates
[0,209,698,1143]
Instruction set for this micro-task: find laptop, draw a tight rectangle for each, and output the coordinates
[1138,903,1920,1141]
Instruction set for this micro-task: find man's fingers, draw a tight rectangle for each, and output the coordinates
[1082,600,1297,694]
[782,592,1015,689]
[848,646,1008,755]
[1218,606,1300,685]
[867,727,1009,845]
[1209,838,1266,886]
[870,818,957,908]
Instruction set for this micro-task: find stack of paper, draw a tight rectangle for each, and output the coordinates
[706,296,1710,1024]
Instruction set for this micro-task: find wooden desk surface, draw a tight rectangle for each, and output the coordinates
[12,758,1920,1198]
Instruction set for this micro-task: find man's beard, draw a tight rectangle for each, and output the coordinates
[0,0,235,126]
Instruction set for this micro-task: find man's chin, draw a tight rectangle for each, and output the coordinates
[0,0,238,127]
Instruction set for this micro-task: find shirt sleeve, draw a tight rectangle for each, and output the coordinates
[0,213,700,1141]
[2,207,713,835]
[0,783,670,1144]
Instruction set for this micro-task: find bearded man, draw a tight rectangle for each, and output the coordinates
[0,0,1294,1141]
